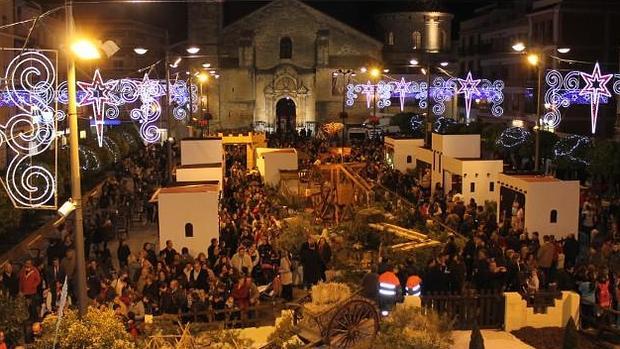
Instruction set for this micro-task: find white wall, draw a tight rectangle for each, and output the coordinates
[432,133,481,158]
[525,181,580,238]
[181,138,223,166]
[497,174,580,238]
[460,160,503,205]
[176,167,223,188]
[256,148,298,186]
[385,137,425,173]
[158,190,219,256]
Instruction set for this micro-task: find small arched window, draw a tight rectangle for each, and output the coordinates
[387,32,394,45]
[550,210,558,223]
[184,223,194,237]
[280,37,292,59]
[412,31,422,49]
[406,155,412,163]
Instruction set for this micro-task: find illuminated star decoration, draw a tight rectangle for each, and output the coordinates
[393,78,412,111]
[456,72,481,122]
[579,62,613,134]
[77,69,118,147]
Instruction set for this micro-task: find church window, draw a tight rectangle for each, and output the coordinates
[280,37,292,59]
[387,32,394,45]
[412,31,422,49]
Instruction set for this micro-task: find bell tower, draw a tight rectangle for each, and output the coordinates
[187,0,223,57]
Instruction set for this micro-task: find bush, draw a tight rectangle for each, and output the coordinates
[469,323,484,349]
[0,294,28,346]
[266,312,303,349]
[34,307,134,349]
[373,306,453,349]
[562,317,578,349]
[0,189,23,240]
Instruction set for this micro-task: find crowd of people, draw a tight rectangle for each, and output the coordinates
[2,127,620,345]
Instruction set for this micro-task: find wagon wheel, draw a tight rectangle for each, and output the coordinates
[324,299,379,349]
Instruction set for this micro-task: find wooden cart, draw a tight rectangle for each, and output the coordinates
[288,293,380,348]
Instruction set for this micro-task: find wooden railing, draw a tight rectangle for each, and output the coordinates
[420,290,505,330]
[153,302,278,330]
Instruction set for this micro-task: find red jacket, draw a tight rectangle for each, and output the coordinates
[18,267,41,296]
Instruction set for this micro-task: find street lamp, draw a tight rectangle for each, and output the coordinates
[133,47,148,55]
[335,69,354,163]
[71,39,101,60]
[186,46,200,54]
[65,0,100,317]
[512,42,570,172]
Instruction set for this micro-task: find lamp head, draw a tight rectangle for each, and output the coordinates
[71,39,100,60]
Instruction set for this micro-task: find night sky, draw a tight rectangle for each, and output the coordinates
[45,0,499,42]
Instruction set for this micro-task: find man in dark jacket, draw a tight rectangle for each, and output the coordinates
[563,234,579,269]
[300,239,321,289]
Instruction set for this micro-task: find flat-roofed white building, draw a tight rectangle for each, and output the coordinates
[157,184,220,256]
[496,174,579,238]
[384,137,425,173]
[408,133,504,205]
[177,138,224,189]
[255,148,298,186]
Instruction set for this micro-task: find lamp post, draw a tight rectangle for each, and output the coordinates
[198,72,209,136]
[65,0,98,316]
[512,42,570,172]
[334,69,354,163]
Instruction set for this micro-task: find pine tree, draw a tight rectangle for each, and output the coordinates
[469,323,485,349]
[563,317,579,349]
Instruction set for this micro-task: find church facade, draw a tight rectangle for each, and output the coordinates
[187,0,453,132]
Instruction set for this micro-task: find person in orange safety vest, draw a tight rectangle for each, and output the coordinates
[378,266,401,315]
[406,275,422,296]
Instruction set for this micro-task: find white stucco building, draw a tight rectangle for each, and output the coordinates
[384,137,425,173]
[158,184,220,255]
[496,174,579,238]
[407,133,504,205]
[255,148,298,187]
[176,138,224,188]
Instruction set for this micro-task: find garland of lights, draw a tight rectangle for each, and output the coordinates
[0,51,57,209]
[344,73,504,120]
[553,134,590,165]
[496,127,531,149]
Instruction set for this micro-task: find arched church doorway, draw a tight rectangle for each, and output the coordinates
[276,97,296,133]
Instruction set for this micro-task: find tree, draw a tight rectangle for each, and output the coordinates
[34,308,134,349]
[469,323,484,349]
[390,112,424,138]
[0,188,23,240]
[587,140,620,193]
[0,294,28,346]
[562,317,579,349]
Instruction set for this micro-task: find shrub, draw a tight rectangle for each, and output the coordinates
[562,317,578,349]
[34,307,134,349]
[266,312,303,349]
[0,294,28,346]
[469,323,484,349]
[0,189,23,240]
[373,306,453,349]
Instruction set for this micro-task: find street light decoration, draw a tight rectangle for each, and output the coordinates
[0,50,58,209]
[129,73,166,143]
[579,62,613,134]
[545,63,617,134]
[456,72,481,122]
[77,69,119,147]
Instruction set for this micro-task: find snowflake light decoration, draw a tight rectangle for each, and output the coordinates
[77,69,118,147]
[579,62,613,134]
